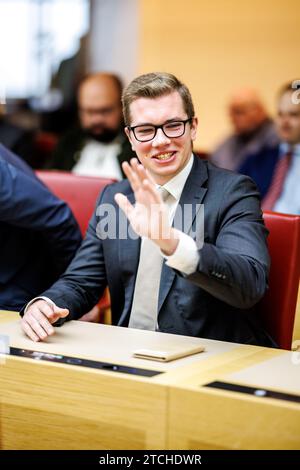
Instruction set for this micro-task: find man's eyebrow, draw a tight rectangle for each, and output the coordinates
[131,117,186,127]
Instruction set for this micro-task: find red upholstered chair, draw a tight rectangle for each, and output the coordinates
[259,211,300,349]
[36,170,116,321]
[36,170,115,235]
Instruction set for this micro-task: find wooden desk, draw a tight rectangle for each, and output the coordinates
[0,311,299,450]
[0,312,242,450]
[167,348,300,449]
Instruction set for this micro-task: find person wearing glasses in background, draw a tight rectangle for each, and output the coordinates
[21,72,275,347]
[48,72,135,179]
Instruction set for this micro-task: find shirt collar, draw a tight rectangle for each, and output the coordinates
[279,142,300,158]
[158,154,194,201]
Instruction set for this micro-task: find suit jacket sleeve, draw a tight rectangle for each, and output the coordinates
[0,159,82,274]
[40,188,109,318]
[184,174,270,309]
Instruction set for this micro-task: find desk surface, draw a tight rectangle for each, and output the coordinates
[0,311,256,374]
[1,311,299,450]
[1,311,298,388]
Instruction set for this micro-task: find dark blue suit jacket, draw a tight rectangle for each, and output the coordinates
[0,144,82,310]
[239,145,280,199]
[42,156,275,346]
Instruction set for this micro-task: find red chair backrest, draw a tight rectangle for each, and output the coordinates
[259,211,300,349]
[36,170,115,236]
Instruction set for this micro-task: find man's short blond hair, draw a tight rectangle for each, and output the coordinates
[122,72,195,125]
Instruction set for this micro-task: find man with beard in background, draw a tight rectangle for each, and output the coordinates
[48,73,135,179]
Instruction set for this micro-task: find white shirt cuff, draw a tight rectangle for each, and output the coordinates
[24,296,55,314]
[162,230,199,275]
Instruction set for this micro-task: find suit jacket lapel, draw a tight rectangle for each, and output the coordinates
[158,157,208,313]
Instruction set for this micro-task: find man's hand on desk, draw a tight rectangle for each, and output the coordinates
[21,300,69,341]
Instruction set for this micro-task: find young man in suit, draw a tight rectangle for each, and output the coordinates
[21,72,274,346]
[0,144,82,311]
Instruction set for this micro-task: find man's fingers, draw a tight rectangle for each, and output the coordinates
[46,307,69,325]
[144,167,157,185]
[22,300,69,341]
[23,313,49,341]
[132,162,161,203]
[132,159,155,189]
[136,163,152,184]
[31,301,54,320]
[22,301,54,340]
[21,318,40,342]
[31,310,55,336]
[122,160,160,206]
[54,307,70,319]
[36,303,69,323]
[122,160,141,192]
[115,193,134,219]
[142,179,162,204]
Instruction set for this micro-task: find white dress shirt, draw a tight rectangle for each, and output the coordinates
[72,138,122,180]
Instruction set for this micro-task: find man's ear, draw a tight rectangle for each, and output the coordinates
[191,117,198,141]
[125,127,135,151]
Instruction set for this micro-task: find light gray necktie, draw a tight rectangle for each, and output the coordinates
[129,188,172,330]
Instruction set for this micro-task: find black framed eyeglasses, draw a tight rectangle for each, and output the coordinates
[127,118,193,142]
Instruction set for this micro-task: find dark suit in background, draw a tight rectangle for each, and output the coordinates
[0,144,82,311]
[239,144,280,199]
[41,156,273,346]
[211,119,279,172]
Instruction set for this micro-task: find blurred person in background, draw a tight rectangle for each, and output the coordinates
[48,73,135,179]
[211,88,278,172]
[241,81,300,214]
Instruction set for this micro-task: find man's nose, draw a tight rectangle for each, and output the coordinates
[152,128,171,146]
[91,113,105,123]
